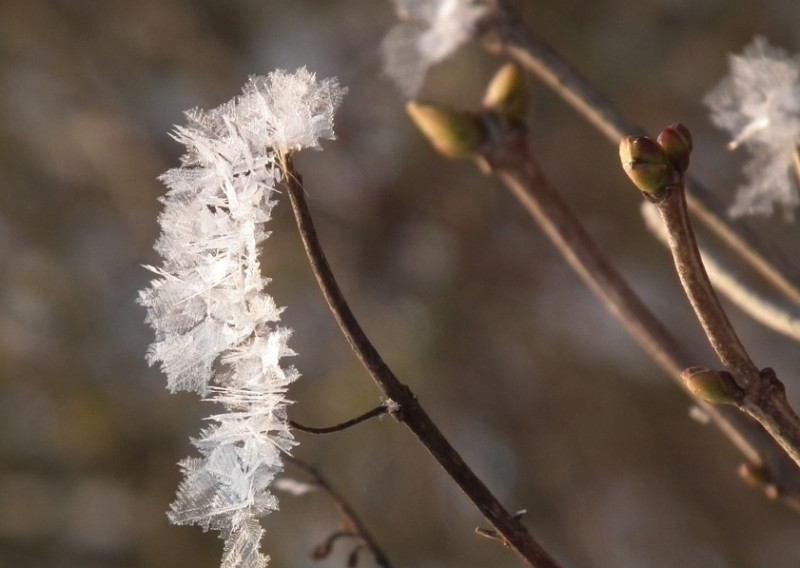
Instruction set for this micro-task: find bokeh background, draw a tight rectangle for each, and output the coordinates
[2,1,800,567]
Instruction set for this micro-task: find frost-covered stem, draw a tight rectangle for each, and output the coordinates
[282,157,562,568]
[481,0,800,307]
[479,118,800,506]
[286,458,393,568]
[654,184,800,469]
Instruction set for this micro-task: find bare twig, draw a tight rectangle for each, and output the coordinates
[481,0,800,308]
[286,457,393,568]
[279,156,562,568]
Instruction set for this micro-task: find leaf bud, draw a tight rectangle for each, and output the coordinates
[681,366,744,405]
[406,101,486,159]
[619,136,681,199]
[482,63,529,121]
[657,123,693,174]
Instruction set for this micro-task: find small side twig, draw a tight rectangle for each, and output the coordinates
[279,155,562,568]
[290,403,393,434]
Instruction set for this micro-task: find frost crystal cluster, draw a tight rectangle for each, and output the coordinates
[705,37,800,219]
[139,68,345,568]
[383,0,488,96]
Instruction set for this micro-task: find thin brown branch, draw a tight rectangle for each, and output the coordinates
[641,203,800,343]
[653,183,800,469]
[656,188,757,378]
[481,0,800,308]
[478,116,800,510]
[286,457,393,568]
[280,156,562,568]
[290,404,392,435]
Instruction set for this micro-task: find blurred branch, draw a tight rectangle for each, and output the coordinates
[280,156,563,568]
[286,457,393,568]
[480,0,800,309]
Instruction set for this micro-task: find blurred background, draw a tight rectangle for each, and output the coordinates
[2,1,800,567]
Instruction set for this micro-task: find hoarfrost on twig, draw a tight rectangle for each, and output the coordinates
[139,68,346,568]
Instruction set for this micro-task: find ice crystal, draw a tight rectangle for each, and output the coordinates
[705,36,800,219]
[138,68,346,568]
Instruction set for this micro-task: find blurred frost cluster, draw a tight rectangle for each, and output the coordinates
[705,37,800,219]
[382,0,487,96]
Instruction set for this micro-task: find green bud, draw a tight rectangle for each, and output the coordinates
[681,366,743,405]
[657,123,693,174]
[406,101,486,159]
[619,136,682,199]
[482,63,528,121]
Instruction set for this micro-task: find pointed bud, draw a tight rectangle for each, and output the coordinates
[619,136,681,199]
[406,101,486,159]
[482,63,528,121]
[681,366,744,405]
[657,123,693,174]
